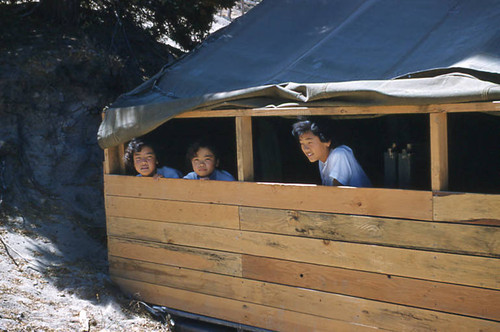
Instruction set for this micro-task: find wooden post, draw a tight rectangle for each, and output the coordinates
[103,144,125,175]
[235,116,254,181]
[430,113,448,191]
[101,110,125,175]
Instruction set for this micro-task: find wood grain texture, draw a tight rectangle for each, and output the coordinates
[112,276,378,332]
[102,102,500,331]
[106,217,500,289]
[104,175,433,220]
[103,144,124,175]
[106,195,239,229]
[434,192,500,222]
[108,237,242,276]
[242,255,500,321]
[239,207,500,257]
[175,102,500,118]
[430,113,448,191]
[110,261,500,331]
[235,116,254,181]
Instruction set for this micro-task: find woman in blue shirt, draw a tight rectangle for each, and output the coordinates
[292,120,371,187]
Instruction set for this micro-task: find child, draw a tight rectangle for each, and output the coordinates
[292,119,371,187]
[183,140,235,181]
[124,138,182,179]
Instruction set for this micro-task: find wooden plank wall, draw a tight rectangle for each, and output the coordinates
[104,175,500,331]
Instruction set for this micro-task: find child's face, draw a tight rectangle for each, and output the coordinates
[133,146,158,177]
[191,147,218,179]
[299,131,331,163]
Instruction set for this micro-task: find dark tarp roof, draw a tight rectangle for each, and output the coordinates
[98,0,500,149]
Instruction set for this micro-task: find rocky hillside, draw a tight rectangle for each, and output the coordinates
[0,4,179,331]
[0,5,177,232]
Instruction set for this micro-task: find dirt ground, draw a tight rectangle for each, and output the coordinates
[0,214,173,332]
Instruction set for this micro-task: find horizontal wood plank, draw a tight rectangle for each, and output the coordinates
[110,259,500,331]
[434,192,500,222]
[242,255,500,321]
[176,102,500,118]
[106,195,239,229]
[104,175,433,220]
[240,207,500,257]
[108,237,242,276]
[112,276,378,332]
[107,217,500,289]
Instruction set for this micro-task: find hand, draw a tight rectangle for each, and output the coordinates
[153,173,164,181]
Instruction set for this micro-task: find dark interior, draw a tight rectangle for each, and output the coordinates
[141,117,238,178]
[140,112,499,194]
[448,112,500,194]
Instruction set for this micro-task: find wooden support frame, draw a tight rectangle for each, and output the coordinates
[430,113,448,191]
[103,144,125,175]
[102,110,126,175]
[176,101,500,118]
[235,116,254,181]
[104,102,500,191]
[102,103,500,332]
[177,102,500,191]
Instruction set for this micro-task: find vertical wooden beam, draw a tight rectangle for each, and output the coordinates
[235,116,254,181]
[101,111,125,175]
[430,113,448,191]
[103,144,125,175]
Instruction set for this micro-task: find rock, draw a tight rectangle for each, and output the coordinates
[79,310,90,332]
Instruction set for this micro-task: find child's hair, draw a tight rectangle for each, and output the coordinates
[186,139,219,164]
[291,119,333,144]
[124,137,157,174]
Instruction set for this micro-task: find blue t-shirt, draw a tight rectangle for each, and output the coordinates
[183,169,235,181]
[318,145,371,187]
[137,166,182,178]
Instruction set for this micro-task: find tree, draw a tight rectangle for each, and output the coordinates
[115,0,238,50]
[38,0,80,24]
[7,0,238,51]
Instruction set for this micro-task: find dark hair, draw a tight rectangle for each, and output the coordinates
[186,139,219,164]
[291,119,333,144]
[124,138,157,174]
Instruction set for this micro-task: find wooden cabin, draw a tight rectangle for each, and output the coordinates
[98,1,500,329]
[102,101,500,331]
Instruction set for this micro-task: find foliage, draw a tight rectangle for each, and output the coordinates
[1,0,238,51]
[114,0,238,50]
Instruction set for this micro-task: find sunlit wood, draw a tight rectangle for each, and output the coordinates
[235,116,254,181]
[176,101,500,118]
[430,113,448,190]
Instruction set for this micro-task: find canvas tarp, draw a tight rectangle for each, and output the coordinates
[98,0,500,149]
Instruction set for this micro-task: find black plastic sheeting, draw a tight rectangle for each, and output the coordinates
[98,0,500,148]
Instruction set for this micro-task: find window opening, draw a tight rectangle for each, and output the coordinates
[138,117,237,179]
[448,112,500,194]
[252,115,430,190]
